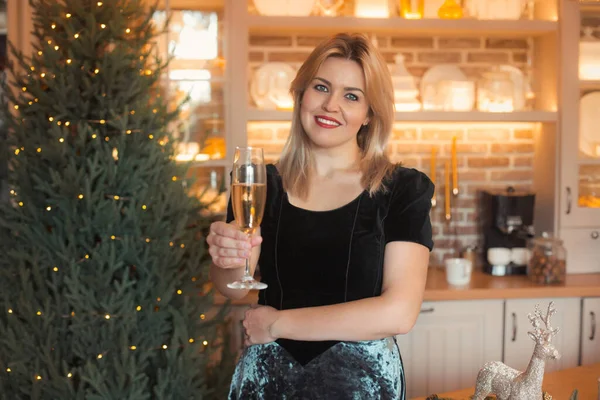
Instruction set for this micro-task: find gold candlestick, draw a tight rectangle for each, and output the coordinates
[451,136,459,196]
[445,160,451,221]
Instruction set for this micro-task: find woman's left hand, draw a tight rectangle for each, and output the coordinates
[243,305,280,346]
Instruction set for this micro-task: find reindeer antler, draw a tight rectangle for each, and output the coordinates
[528,304,545,342]
[542,301,560,341]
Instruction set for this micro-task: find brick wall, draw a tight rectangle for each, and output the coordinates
[246,33,535,266]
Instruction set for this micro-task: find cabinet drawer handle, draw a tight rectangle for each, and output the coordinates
[592,231,599,240]
[590,311,596,341]
[420,307,435,313]
[512,312,517,342]
[566,187,572,215]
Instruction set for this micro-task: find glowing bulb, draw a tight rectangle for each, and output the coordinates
[104,314,110,320]
[189,338,194,343]
[200,314,205,320]
[53,267,58,272]
[41,73,46,78]
[30,66,35,71]
[152,109,157,114]
[100,119,106,124]
[110,235,116,240]
[136,306,142,311]
[47,40,52,45]
[37,148,42,153]
[9,190,14,195]
[57,121,62,126]
[162,345,168,349]
[191,277,197,282]
[48,117,54,122]
[21,87,26,92]
[85,254,90,259]
[92,134,97,139]
[142,205,147,210]
[66,59,72,64]
[101,24,106,29]
[125,28,131,33]
[18,202,24,207]
[130,110,135,115]
[180,244,185,249]
[8,309,13,314]
[169,242,174,247]
[54,45,59,51]
[177,290,182,295]
[51,24,56,29]
[78,194,84,199]
[126,130,132,134]
[37,311,42,316]
[13,105,18,110]
[74,33,79,39]
[97,1,103,6]
[113,195,120,200]
[46,206,51,211]
[148,134,154,139]
[130,346,136,350]
[203,341,208,346]
[6,368,11,372]
[65,121,70,126]
[38,51,42,55]
[172,176,177,182]
[36,375,42,380]
[66,13,71,18]
[67,373,72,378]
[145,238,150,243]
[71,311,75,317]
[94,68,100,74]
[157,297,161,302]
[97,354,102,359]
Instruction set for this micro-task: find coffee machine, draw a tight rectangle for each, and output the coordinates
[480,187,536,276]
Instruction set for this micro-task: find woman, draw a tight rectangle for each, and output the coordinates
[208,33,434,399]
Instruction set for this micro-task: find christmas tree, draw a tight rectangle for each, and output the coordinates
[0,0,234,398]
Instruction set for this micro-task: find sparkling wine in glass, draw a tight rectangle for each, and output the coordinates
[227,147,268,290]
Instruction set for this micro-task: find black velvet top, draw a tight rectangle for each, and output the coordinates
[226,164,434,366]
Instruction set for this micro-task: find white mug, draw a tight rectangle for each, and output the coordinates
[445,258,473,287]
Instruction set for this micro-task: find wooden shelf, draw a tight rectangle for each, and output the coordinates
[247,109,557,123]
[247,15,557,37]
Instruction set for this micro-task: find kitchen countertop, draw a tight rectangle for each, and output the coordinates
[411,362,600,400]
[214,268,600,305]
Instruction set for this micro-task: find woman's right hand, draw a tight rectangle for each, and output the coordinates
[206,221,263,269]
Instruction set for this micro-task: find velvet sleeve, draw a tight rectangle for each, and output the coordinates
[383,168,435,251]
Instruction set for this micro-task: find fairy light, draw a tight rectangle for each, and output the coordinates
[148,134,154,139]
[202,341,208,346]
[8,309,13,314]
[67,373,72,378]
[74,33,79,39]
[40,73,45,78]
[130,110,135,115]
[78,194,84,199]
[71,311,75,317]
[13,105,18,110]
[145,238,150,243]
[126,129,132,134]
[200,314,205,320]
[142,204,147,210]
[28,101,33,105]
[94,68,100,74]
[21,87,26,92]
[97,354,102,359]
[53,267,58,272]
[110,235,116,240]
[84,254,90,259]
[100,119,106,124]
[157,297,161,302]
[57,121,62,126]
[30,66,35,71]
[104,137,109,142]
[152,108,157,114]
[101,24,106,29]
[130,346,136,350]
[18,202,23,207]
[38,51,42,56]
[136,306,142,311]
[37,147,42,153]
[125,28,131,34]
[188,338,194,343]
[46,206,51,211]
[171,176,177,182]
[177,290,182,295]
[36,311,42,316]
[113,195,120,200]
[162,345,168,350]
[66,59,72,64]
[47,40,52,45]
[180,244,185,249]
[66,13,71,18]
[104,314,110,320]
[9,190,15,195]
[48,117,54,122]
[191,277,197,282]
[97,1,103,6]
[65,121,70,126]
[92,134,97,139]
[54,45,59,51]
[6,368,11,373]
[36,375,42,380]
[51,24,56,29]
[169,242,174,247]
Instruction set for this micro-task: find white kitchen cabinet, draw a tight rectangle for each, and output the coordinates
[396,300,503,399]
[581,297,600,365]
[504,298,580,373]
[560,227,600,274]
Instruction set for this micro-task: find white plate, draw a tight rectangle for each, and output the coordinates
[250,62,296,110]
[579,92,600,158]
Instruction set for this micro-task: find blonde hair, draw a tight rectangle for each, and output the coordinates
[277,33,395,198]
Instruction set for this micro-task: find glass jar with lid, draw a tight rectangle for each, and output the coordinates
[477,69,514,112]
[527,232,567,284]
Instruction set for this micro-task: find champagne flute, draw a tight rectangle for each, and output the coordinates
[227,147,268,290]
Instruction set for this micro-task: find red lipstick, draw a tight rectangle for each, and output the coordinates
[314,115,341,129]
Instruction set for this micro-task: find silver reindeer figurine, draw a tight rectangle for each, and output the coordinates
[473,302,561,400]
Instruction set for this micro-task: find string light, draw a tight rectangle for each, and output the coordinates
[78,194,84,199]
[36,311,42,316]
[104,314,110,320]
[67,373,72,378]
[47,40,52,45]
[162,345,167,350]
[30,66,35,71]
[66,13,71,18]
[177,290,182,295]
[53,267,58,272]
[189,338,194,343]
[202,341,208,346]
[6,368,11,373]
[66,59,72,64]
[110,235,116,240]
[36,375,42,380]
[74,33,79,39]
[142,204,147,210]
[65,121,71,126]
[48,116,54,122]
[37,147,42,153]
[125,28,131,34]
[13,105,18,110]
[200,314,205,320]
[94,68,100,74]
[180,244,185,249]
[18,202,23,207]
[169,242,174,247]
[104,137,110,142]
[46,206,51,211]
[8,309,13,314]
[136,306,142,311]
[171,176,177,181]
[145,238,150,243]
[148,134,154,139]
[38,51,42,56]
[97,1,103,6]
[113,195,120,200]
[100,119,106,124]
[126,130,132,134]
[97,354,102,359]
[84,254,90,259]
[40,73,46,78]
[130,346,136,350]
[57,121,62,126]
[51,24,56,29]
[100,24,106,29]
[92,134,97,139]
[21,87,26,92]
[54,45,59,51]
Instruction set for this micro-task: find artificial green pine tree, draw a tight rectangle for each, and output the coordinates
[0,0,234,398]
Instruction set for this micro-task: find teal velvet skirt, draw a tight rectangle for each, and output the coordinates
[228,337,405,399]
